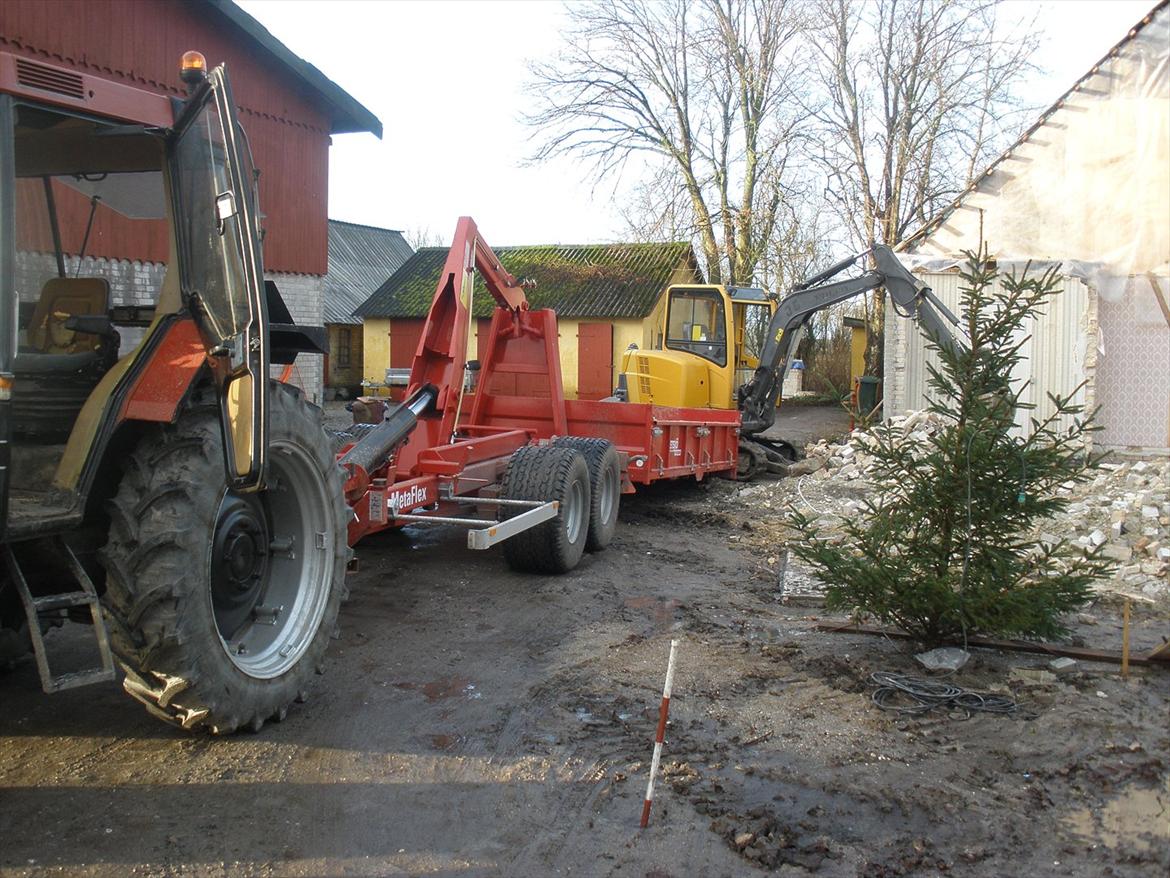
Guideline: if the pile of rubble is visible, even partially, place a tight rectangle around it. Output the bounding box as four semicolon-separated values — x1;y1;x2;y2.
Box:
780;411;1170;601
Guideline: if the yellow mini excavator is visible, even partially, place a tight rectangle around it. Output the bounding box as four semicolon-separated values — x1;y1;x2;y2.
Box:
612;245;963;479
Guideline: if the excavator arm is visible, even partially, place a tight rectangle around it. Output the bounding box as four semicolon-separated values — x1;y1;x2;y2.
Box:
738;244;963;435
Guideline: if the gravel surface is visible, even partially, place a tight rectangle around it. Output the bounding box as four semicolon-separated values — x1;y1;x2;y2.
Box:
1;450;1167;876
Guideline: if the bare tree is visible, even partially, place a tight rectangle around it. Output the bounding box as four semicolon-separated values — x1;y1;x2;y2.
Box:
809;0;1037;371
527;0;808;286
403;225;443;251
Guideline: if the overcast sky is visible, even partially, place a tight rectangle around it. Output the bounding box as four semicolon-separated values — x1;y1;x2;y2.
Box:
236;0;1158;247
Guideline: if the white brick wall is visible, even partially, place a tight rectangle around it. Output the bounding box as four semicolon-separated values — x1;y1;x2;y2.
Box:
268;272;324;404
16;252;166;307
17;253;325;404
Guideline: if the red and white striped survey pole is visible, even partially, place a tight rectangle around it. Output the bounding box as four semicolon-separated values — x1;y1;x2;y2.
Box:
640;638;679;829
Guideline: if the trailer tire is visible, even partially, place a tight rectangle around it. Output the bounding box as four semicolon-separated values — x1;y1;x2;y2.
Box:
99;382;349;734
552;438;620;552
499;446;591;574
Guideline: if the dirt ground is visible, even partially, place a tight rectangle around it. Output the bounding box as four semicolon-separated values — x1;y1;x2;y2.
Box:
761;402;853;449
1;407;1167;877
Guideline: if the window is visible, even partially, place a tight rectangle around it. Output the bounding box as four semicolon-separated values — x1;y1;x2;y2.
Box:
335;327;352;368
665;288;727;366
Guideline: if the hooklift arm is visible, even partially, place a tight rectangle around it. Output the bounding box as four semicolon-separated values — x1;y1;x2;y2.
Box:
738;244;964;435
340;217;533;496
406;216;532;442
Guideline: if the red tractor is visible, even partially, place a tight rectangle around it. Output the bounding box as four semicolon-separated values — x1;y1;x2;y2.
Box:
0;53;346;733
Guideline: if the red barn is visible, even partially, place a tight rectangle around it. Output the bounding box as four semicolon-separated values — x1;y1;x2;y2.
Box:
0;0;381;400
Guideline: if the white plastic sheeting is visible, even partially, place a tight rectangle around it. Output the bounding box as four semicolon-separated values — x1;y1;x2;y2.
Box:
893;2;1170;450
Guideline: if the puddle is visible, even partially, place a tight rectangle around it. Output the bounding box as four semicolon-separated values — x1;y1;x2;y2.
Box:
625;596;682;629
1064;777;1170;852
427;733;464;752
394;676;481;701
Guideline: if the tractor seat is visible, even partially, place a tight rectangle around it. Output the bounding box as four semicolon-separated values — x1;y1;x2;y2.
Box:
13;277;115;441
12;349;103;376
25;277;111;354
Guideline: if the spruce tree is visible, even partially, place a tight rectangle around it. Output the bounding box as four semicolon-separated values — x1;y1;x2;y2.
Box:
788;250;1112;646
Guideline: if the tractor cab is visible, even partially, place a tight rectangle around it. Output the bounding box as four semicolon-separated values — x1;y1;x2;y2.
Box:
0;56;269;543
617;283;774;409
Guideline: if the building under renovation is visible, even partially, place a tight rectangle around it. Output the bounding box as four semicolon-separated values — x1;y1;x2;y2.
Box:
887;1;1170;452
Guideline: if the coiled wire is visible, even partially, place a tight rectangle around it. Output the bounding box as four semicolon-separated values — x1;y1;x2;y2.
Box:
869;672;1024;718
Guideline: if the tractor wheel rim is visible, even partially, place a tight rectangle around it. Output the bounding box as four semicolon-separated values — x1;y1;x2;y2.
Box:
565;477;586;545
211;440;334;679
210;493;271;641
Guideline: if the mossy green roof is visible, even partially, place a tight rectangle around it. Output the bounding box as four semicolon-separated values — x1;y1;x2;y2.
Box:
354;241;700;320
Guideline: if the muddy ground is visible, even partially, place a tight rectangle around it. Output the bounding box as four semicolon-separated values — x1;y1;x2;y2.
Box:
1;421;1168;876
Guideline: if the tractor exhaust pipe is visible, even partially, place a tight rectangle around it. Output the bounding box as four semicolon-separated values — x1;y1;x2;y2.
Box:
339;384;437;474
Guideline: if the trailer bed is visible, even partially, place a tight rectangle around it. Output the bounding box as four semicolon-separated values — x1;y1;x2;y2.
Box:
564;400;738;485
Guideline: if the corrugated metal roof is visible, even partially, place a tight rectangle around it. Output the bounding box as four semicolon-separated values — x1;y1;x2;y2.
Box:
355;241;700;320
325;221;413;324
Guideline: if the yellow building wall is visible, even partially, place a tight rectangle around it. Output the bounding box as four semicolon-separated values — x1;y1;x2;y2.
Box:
326;324;364;387
554;318;642;399
364;315;654;400
362;318;392;388
849;325;866;384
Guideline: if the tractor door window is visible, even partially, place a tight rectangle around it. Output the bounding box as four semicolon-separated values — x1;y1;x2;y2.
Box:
666;288;727;367
172;99;250;353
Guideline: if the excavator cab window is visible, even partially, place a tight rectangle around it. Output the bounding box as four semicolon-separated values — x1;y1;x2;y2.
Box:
665;288;727;367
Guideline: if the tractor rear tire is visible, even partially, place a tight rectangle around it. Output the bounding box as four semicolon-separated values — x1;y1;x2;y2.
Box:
99;382;349;734
499;446;591;574
552;437;620;552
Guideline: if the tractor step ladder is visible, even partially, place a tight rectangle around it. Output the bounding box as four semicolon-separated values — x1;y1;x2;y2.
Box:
2;538;116;693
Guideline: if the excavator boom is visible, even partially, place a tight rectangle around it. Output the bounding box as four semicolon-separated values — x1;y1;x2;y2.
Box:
738;243;963;435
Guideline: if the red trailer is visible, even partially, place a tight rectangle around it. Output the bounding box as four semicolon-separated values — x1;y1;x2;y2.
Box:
338;218;738;572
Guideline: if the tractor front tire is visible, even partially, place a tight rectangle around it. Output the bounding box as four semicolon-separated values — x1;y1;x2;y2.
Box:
100;382;348;734
500;446;590;574
552;437;620;552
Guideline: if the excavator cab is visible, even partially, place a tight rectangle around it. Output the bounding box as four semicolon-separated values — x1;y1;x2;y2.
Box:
618;283;773;409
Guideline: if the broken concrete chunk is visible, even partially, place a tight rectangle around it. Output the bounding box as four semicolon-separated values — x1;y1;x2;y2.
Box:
1048;657;1078;673
1089;529;1107;547
1101;544;1133;562
785;456;826;477
1141;505;1159;519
